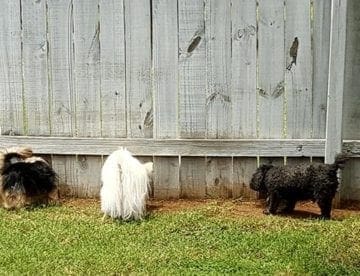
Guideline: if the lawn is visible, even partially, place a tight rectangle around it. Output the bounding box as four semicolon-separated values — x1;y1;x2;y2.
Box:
0;199;359;275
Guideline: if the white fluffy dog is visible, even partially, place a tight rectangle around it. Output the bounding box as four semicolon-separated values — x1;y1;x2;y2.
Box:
100;147;153;220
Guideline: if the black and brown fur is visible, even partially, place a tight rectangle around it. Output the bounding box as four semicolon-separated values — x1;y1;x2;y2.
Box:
0;147;58;209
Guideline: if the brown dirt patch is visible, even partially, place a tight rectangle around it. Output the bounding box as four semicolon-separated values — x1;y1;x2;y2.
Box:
60;197;360;220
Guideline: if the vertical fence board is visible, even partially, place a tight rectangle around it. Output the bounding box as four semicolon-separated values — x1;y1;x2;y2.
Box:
205;0;231;139
152;0;178;139
22;0;50;135
0;0;23;135
73;0;101;137
312;0;331;138
52;155;102;198
233;157;257;199
231;0;257;138
154;156;180;199
47;0;73;136
204;0;232;196
325;0;347;164
206;157;233;198
341;158;360;201
343;0;360;140
152;0;180;197
258;0;285;138
180;157;206;198
125;0;152;138
285;0;312;138
178;0;206;138
99;0;126;137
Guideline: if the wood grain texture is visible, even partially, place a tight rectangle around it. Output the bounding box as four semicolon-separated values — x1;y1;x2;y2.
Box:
325;0;348;163
233;157;257;199
99;0;126;137
206;157;232;198
152;0;178;139
231;0;257;138
0;136;330;157
341;158;360;201
178;0;206;138
312;0;331;138
73;0;101;137
47;0;73;136
0;0;23;136
125;0;152;138
343;0;360;140
21;0;50;135
205;0;231;139
153;156;180;199
285;0;312;138
258;0;285;138
52;155;102;198
180;157;206;198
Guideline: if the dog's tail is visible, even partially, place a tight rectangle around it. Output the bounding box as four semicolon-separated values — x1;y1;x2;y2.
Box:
333;153;350;169
100;148;152;220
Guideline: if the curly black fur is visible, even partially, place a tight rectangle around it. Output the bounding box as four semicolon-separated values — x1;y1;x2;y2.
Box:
0;151;58;209
250;155;348;219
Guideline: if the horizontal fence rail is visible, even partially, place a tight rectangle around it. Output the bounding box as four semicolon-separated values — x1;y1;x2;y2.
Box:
0;136;359;157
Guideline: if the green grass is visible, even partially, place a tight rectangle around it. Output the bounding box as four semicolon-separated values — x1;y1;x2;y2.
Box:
0;201;360;275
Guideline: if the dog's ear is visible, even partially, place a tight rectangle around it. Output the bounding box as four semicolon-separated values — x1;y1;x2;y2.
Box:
249;164;272;191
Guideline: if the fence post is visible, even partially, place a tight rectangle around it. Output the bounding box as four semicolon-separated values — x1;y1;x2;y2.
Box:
325;0;348;205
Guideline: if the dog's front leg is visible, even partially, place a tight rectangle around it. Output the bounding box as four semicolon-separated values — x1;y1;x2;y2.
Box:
264;192;279;215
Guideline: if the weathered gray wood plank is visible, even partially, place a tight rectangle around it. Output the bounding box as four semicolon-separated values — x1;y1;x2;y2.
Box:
152;0;180;199
233;157;258;199
312;0;331;138
0;136;330;157
285;0;312;138
205;0;231;139
99;0;126;138
325;0;348;163
152;0;178;139
231;0;257;138
73;0;101;137
125;0;152;138
21;0;50;135
341;158;360;201
343;0;360;140
206;157;232;198
47;0;73;136
178;0;206;138
52;155;102;198
153;156;180;199
180;157;206;198
258;0;285;138
0;0;23;136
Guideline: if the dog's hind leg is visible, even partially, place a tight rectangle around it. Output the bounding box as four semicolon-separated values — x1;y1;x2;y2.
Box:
264;192;280;215
281;199;296;213
318;198;333;219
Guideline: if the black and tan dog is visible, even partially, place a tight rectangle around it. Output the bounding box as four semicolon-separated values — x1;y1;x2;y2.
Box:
0;147;58;209
250;155;348;219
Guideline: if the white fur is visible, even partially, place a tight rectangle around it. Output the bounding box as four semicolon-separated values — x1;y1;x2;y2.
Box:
100;147;153;220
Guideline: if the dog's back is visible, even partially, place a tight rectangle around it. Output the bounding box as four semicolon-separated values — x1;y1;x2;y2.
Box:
1;161;57;208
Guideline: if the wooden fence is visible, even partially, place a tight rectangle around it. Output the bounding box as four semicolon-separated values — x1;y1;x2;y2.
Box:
0;0;359;200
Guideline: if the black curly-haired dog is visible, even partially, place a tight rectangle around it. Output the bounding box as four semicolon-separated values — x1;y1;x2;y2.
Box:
0;147;58;209
250;155;348;219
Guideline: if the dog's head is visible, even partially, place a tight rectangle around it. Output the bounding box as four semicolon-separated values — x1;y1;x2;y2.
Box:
249;164;273;192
